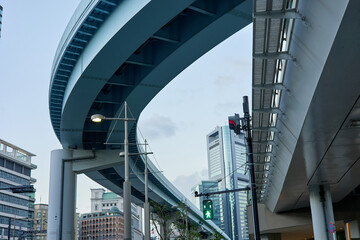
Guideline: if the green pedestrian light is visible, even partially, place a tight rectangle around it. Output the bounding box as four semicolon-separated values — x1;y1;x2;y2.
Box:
203;199;213;220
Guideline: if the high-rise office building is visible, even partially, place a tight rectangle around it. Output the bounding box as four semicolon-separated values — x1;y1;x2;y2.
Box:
0;139;37;239
90;188;143;239
33;203;48;239
206;126;249;240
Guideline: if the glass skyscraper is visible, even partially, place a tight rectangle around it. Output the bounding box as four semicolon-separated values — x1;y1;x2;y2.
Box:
206;126;249;240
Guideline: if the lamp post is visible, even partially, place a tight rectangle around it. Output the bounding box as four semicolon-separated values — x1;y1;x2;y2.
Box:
91;102;136;240
144;139;150;240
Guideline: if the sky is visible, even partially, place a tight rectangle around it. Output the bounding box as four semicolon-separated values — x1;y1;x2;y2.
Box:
0;1;252;213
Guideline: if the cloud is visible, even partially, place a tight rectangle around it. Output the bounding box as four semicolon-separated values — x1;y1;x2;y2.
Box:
223;57;252;70
172;168;208;201
139;114;177;139
214;75;237;87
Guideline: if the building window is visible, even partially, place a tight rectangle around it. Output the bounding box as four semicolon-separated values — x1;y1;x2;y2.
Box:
5;160;14;170
23;167;31;176
15;163;22;174
95;204;98;211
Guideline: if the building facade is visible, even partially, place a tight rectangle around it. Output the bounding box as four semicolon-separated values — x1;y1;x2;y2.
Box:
0;139;37;239
206;126;249;240
80;207;124;240
33;204;47;240
90;188;143;239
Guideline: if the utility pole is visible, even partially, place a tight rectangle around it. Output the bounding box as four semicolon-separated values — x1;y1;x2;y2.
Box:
242;96;261;240
228;96;261;240
144;139;150;240
123;101;132;240
91;106;151;240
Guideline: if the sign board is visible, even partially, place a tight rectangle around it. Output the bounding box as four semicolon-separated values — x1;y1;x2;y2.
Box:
329;221;334;234
329;221;337;240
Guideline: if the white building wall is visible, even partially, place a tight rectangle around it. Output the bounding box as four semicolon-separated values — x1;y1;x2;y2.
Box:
90;188;105;213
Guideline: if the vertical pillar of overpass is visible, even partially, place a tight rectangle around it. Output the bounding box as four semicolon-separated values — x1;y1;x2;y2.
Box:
48;149;77;240
309;185;336;240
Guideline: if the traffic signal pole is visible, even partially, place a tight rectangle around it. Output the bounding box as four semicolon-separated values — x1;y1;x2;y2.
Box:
242;96;261;240
197;96;261;238
194;187;250;197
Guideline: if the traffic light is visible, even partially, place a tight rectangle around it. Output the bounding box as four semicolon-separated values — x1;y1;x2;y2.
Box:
228;113;241;134
203;199;213;220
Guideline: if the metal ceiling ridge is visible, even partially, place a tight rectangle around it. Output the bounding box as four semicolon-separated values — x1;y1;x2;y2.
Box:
252;0;299;201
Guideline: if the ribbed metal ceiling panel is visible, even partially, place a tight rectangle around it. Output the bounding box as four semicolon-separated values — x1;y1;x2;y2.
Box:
252;0;297;201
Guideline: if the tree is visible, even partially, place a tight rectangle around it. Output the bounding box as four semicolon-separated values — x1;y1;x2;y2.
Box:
173;202;201;240
150;201;174;240
151;201;221;240
213;232;224;240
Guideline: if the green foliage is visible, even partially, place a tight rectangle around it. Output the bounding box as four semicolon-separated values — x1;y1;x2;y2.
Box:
173;202;202;240
213;232;224;240
150;200;221;240
150;200;174;240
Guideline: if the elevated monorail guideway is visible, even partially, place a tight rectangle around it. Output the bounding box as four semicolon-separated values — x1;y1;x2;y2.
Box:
48;0;252;239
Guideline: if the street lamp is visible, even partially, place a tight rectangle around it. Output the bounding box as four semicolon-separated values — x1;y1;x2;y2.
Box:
90;114;105;123
91;101;135;240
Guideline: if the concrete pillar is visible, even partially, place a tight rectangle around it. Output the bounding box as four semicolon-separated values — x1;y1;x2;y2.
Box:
345;220;360;240
48;149;77;240
62;159;77;239
309;185;336;240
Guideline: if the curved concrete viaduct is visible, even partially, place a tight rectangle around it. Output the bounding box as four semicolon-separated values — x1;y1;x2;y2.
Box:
48;0;360;239
47;0;252;239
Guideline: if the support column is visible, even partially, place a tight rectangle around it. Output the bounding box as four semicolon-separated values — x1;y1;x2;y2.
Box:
62;159;77;239
309;185;336;240
48;149;77;240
